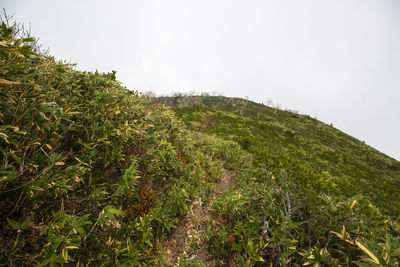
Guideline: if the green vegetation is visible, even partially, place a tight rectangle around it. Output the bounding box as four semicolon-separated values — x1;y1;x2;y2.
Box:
1;18;399;266
161;96;400;216
154;95;400;266
0;20;246;266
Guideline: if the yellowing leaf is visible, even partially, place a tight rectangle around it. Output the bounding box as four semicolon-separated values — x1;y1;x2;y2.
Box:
0;78;13;85
341;225;346;237
384;252;390;263
64;246;78;249
16;131;27;135
350;200;357;209
0;78;20;85
55;162;65;166
356;241;380;265
254;256;265;262
62;248;68;261
331;231;343;239
45;144;53;150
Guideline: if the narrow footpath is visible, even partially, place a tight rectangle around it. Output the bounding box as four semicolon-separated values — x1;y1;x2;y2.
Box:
160;169;234;266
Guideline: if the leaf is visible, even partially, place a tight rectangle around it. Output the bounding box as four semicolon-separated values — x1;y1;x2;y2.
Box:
252;255;264;262
144;237;153;248
0;78;13;86
7;218;21;230
20;214;33;229
105;206;123;216
75;226;86;235
331;230;343;239
15;130;27;135
356;241;380;265
62;248;68;261
22;37;35;42
64;246;79;249
55;162;65;166
0;132;9;143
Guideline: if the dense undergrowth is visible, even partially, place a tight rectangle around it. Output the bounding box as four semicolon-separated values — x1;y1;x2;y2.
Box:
1;17;400;266
0;20;248;266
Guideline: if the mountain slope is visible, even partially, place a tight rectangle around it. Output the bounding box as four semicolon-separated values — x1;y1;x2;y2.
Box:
153;95;400;265
1;19;400;266
156;95;400;216
0;21;249;266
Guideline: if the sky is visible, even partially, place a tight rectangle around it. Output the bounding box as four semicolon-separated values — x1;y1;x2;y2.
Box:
2;0;400;160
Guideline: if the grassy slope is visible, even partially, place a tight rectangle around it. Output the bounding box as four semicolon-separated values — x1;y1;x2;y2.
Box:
163;96;400;216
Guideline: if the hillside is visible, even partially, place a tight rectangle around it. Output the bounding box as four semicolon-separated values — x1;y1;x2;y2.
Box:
155;96;400;216
153;96;400;266
0;21;247;266
1;20;400;266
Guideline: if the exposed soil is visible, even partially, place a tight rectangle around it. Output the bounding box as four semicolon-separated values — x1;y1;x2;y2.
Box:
160;169;234;266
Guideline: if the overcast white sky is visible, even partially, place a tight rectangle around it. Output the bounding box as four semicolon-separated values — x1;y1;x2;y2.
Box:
3;0;400;160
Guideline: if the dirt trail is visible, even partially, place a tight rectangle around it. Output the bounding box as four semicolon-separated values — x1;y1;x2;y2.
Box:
160;169;234;266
